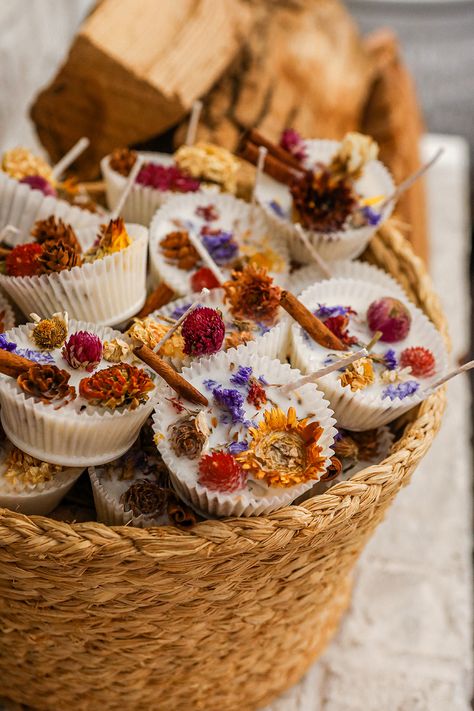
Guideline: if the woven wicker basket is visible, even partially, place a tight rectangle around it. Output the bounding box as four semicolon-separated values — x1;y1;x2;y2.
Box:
0;222;448;711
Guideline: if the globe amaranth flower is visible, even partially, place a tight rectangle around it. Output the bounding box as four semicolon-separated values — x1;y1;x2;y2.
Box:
5;243;43;277
400;347;435;377
181;307;225;356
19;174;56;197
198;451;247;493
137;163;200;192
236;406;326;487
62;331;103;371
201;228;239;265
382;380;420;401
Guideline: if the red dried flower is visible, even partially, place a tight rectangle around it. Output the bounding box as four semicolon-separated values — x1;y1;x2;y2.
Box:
400;347;435;377
190;267;220;292
137;163;200;192
195;204;219;221
6;243;43;277
79;363;155;410
223;264;281;324
322;314;357;346
198;451;247;493
291;168;357;232
181;307;225;356
62;331;103;371
247;380;267;409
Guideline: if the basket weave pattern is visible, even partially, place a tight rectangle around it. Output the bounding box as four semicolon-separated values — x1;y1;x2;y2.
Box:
0;223;447;711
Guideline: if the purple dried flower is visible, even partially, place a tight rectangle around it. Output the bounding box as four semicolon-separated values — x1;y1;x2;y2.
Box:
383;349;398;371
382;380;420;401
0;335;17;352
279;128;308;163
230;366;253;387
361;206;382;227
315;304;355;319
19;175;56;197
269;200;287;219
201;229;239;265
228;440;249;455
204;379;248;425
62;331;103;371
170;302;192;320
16;348;55;364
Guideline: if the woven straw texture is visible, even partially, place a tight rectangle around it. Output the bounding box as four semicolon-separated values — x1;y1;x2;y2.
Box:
0;222;447;711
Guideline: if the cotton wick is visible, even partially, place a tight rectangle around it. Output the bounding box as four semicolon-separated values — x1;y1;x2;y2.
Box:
280;348;368;395
153;289;210;353
185;100;203;146
111;154;145;219
379;148;444;213
294;223;332;279
186;230;224;285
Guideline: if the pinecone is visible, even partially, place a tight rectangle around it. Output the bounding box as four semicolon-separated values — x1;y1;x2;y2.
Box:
17;364;76;404
160;230;200;269
32;216;81;253
38;238;83;274
109;147;137;177
290;168;357;232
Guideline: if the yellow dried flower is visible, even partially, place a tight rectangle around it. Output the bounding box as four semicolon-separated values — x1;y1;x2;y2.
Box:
102;338;134;363
86;218;131;261
174;142;240;193
329;132;379;181
237;406;326;487
339;357;375;392
2;147;54;183
126;318;185;359
3;446;62;491
31;312;68;350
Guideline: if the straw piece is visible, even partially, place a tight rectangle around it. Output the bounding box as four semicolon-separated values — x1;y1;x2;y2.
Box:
185;100;203;146
379;148;444;212
186;230;224;285
111;155;145;219
251;146;267;208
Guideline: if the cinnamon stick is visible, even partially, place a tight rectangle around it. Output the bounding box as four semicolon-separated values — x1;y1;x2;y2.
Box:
242;129;303;171
239;141;304;186
0;350;35;378
133;344;208;406
135;283;175;319
279;290;347;351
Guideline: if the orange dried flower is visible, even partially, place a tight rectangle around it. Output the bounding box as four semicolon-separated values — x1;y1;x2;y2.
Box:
79;363;154;410
160;230;200;270
223;264;281;324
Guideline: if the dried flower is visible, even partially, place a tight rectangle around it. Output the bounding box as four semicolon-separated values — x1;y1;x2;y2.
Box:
5;243;43;277
170;303;192;319
3;446;61;490
223;264;281;324
38;238;82;274
195;204;219;221
126;318;185;359
204;379;247;425
351;429;382;461
137;162;200;192
247;380;267;409
291;168;357;232
400;346;436;377
329;132;379;181
383;349;398;371
19;175;56;197
14;348;55;365
382;380;420;401
102;338;134;363
380;366;412;384
181;307;225;356
160;230;200;270
201;228;239;265
225;330;254;350
31;312;68;350
169;411;210;459
315;304;355;319
230;365;253;387
320;456;343;481
198;451;246;492
279;128;307;163
79;363;154;410
2;147;54;182
167;491;198;529
366;297;412;343
228;440;249;455
269;200;287;219
32;216;81;253
333;433;359;466
323;314;357;346
191;267;220;291
86;218;132;261
62;331;103;371
339;357;375;392
121;479;168;517
0;335;17;352
237;407;326;487
109;147;137;176
17;364;76;404
174;142;239;193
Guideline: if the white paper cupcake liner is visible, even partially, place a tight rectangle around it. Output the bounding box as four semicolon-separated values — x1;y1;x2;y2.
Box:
152;348;337;517
151;287;290;370
149;192;290;297
289;278;448;430
0;223;148;327
0;171;103;247
0;320;159;466
256;138;395;263
88;465;169;528
289;259;408;300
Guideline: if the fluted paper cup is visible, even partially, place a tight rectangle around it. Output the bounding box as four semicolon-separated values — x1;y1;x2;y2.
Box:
0;223;148;327
256;138;395;262
0;171;102;247
149;192;290;296
151;288;290;369
0;320;159;466
289;278;448;430
152;348;336;518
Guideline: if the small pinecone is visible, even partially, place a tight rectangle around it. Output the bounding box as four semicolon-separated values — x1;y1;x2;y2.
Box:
17;364;76;404
38;238;83;274
32;216;81;253
291;168;357;232
160;230;199;269
120;479;168;518
109;147;137;177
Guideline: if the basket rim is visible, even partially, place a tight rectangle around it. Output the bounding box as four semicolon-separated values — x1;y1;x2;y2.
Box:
0;221;449;552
